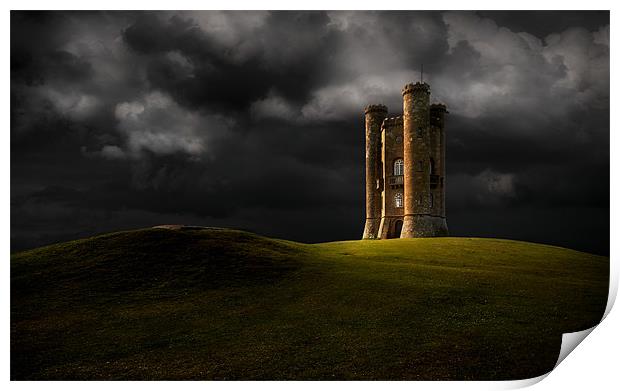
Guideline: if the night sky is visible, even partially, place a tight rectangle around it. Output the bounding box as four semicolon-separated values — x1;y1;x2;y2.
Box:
10;11;610;255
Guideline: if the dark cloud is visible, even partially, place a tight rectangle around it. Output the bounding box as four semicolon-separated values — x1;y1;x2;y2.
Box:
11;11;609;255
122;11;343;112
477;11;609;39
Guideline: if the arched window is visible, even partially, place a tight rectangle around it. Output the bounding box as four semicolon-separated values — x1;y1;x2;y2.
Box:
430;158;435;174
395;193;403;208
394;158;404;176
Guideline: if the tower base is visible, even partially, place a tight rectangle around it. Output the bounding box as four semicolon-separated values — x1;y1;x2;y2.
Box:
362;218;381;239
400;215;448;238
378;216;405;239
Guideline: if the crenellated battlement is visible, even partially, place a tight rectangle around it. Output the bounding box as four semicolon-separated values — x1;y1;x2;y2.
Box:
430;103;448;113
381;116;403;129
402;82;430;95
364;104;388;114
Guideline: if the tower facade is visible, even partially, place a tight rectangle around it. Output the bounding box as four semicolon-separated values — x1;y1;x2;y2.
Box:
362;82;448;239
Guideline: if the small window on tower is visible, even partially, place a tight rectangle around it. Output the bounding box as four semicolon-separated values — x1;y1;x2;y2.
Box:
395;193;403;208
430;193;434;208
394;159;404;176
416;127;424;138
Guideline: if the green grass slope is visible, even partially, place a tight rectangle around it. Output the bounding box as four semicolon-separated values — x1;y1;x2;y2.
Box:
11;227;609;380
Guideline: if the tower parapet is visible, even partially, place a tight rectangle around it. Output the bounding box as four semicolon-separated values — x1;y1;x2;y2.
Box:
402;82;430;96
430;102;447;109
382;116;403;129
364;104;388;114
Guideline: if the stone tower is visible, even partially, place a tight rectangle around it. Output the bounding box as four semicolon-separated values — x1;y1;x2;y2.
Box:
362;104;388;239
362;82;448;239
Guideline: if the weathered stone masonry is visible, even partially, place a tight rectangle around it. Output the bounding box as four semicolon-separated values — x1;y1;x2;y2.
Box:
362;82;448;239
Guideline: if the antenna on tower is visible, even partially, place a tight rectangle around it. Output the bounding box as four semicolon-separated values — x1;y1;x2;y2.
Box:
421;64;424;83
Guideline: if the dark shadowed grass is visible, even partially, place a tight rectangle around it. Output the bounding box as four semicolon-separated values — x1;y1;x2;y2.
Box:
11;228;608;380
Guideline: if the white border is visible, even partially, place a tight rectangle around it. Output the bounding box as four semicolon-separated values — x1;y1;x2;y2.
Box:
3;2;616;390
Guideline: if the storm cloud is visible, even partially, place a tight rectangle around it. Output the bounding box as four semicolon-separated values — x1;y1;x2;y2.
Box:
11;11;609;254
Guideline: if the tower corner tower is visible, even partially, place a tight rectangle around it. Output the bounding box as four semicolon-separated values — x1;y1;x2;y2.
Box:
362;104;388;239
400;82;448;238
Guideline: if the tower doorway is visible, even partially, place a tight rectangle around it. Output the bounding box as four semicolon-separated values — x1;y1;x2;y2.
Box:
393;220;403;238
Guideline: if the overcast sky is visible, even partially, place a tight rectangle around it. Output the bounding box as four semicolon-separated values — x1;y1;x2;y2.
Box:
10;11;609;254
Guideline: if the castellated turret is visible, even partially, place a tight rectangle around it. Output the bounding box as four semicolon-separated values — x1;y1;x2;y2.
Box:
362;82;448;239
362;104;388;239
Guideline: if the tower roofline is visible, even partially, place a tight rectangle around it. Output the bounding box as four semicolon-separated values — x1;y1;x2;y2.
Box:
364;104;388;114
381;116;403;128
430;103;448;113
402;82;430;95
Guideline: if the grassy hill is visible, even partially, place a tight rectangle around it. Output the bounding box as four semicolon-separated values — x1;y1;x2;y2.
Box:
11;227;609;380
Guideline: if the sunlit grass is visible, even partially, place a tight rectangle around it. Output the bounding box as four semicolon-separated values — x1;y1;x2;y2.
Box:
11;228;608;380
